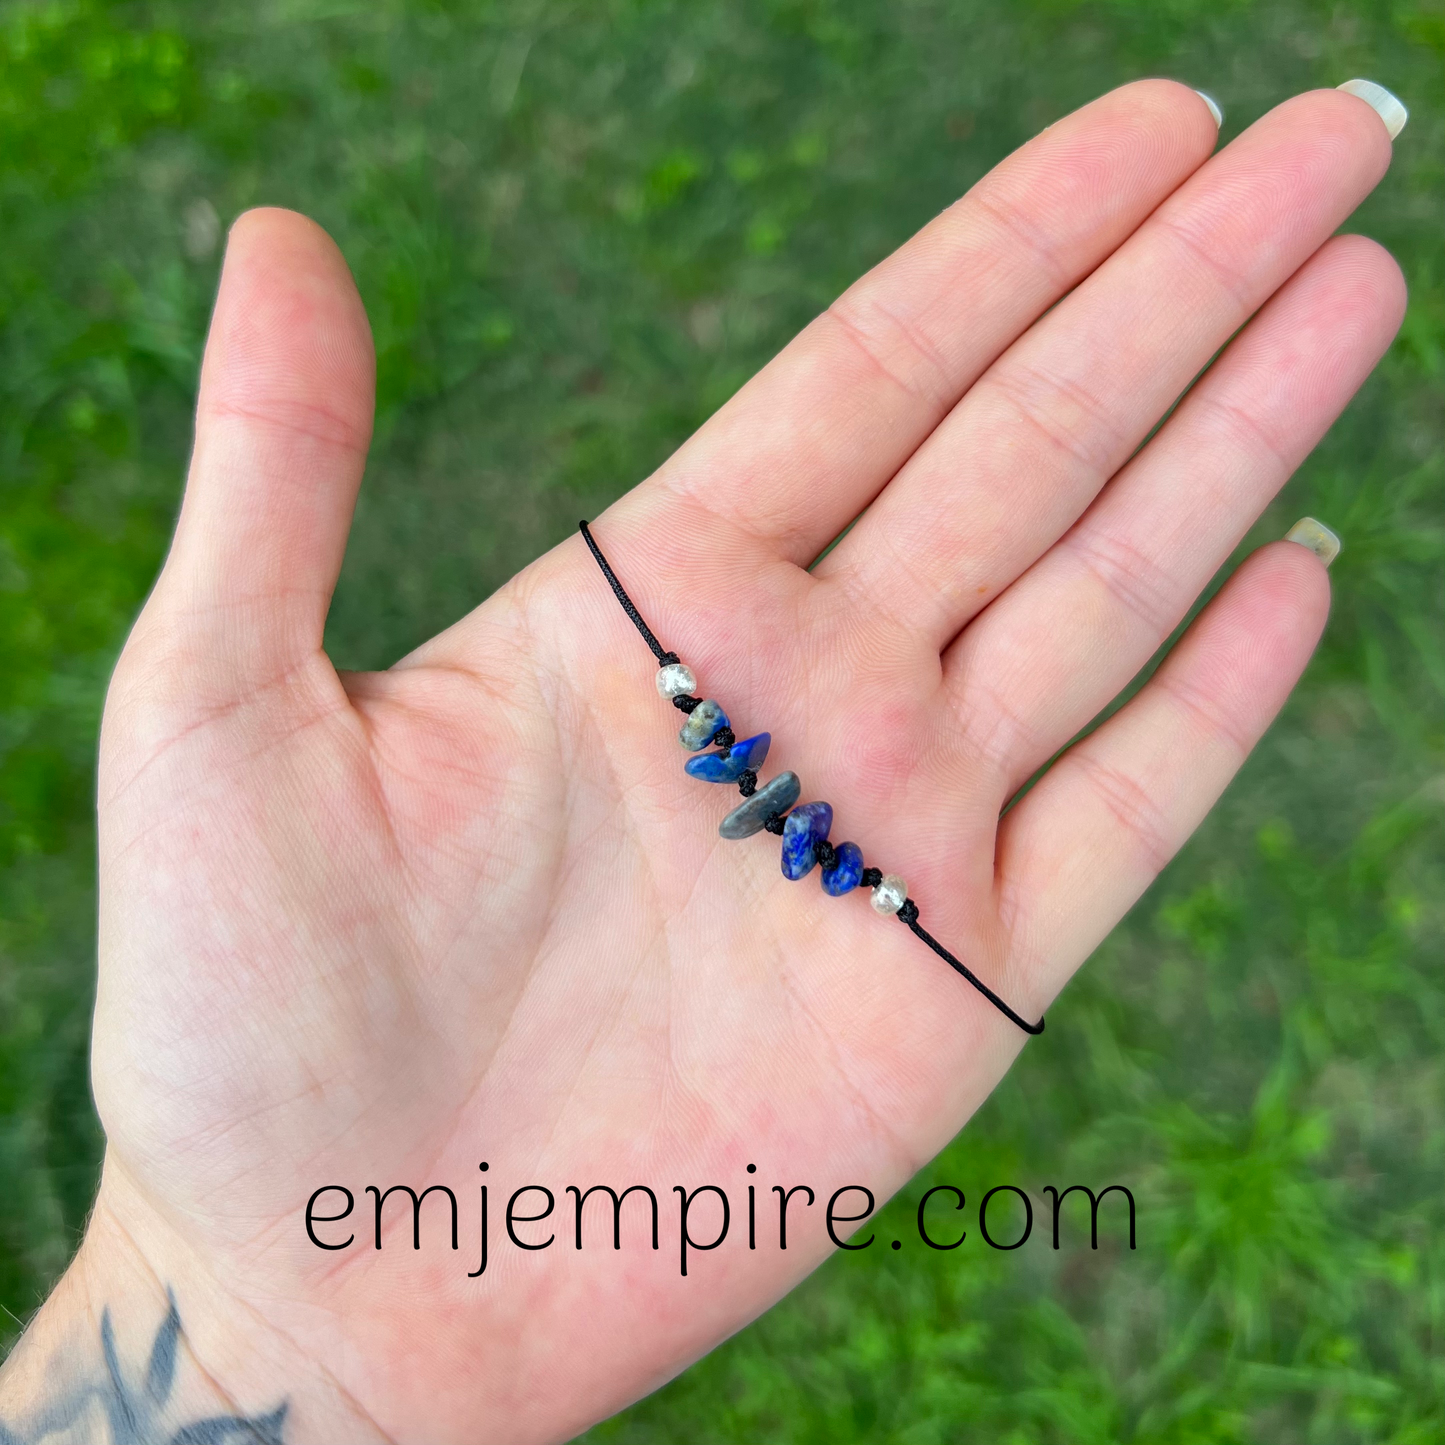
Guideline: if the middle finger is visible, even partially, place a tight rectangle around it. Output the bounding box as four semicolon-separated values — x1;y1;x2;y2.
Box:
814;88;1392;648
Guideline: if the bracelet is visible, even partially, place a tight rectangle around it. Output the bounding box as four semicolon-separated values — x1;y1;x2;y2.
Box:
579;520;1044;1037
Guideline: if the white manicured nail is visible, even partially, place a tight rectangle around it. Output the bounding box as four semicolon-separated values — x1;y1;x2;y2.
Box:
1285;517;1341;567
1194;91;1223;128
1337;79;1408;140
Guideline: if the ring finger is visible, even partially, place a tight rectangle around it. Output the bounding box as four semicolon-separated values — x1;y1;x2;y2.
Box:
815;87;1394;649
944;231;1406;791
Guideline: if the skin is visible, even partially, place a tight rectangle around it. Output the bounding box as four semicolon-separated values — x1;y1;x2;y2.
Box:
0;80;1406;1444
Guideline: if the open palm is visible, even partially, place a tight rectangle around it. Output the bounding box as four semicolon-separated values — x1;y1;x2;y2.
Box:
87;82;1400;1443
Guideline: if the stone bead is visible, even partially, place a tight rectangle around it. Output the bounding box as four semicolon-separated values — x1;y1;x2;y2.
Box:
870;873;907;915
678;698;729;751
781;802;833;881
684;732;770;783
655;662;696;698
820;841;864;896
719;772;801;839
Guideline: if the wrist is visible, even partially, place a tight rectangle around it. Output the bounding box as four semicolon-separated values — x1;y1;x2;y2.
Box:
0;1158;386;1444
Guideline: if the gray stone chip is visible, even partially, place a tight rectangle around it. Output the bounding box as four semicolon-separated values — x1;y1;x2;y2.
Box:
719;771;801;839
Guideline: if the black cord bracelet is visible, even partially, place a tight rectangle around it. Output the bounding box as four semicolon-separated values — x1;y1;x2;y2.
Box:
579;520;1044;1037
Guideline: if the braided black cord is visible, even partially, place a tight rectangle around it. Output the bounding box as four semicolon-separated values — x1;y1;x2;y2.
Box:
896;901;1044;1035
579;519;1044;1037
579;519;677;665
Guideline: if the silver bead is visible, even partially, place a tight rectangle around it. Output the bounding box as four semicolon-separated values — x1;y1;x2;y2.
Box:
870;874;907;915
655;662;696;698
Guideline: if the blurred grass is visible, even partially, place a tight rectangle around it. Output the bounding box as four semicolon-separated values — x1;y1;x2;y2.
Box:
1;0;1443;1438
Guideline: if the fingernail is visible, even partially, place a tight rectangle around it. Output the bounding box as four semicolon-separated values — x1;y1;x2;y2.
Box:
1337;79;1408;140
1284;517;1341;567
1193;90;1223;128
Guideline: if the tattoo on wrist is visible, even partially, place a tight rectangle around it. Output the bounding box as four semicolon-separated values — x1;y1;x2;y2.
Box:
1;1290;288;1444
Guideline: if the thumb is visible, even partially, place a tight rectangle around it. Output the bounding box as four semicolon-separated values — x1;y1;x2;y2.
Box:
146;207;375;690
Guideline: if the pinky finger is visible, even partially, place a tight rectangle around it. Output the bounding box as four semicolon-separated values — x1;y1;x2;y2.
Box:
995;537;1332;1010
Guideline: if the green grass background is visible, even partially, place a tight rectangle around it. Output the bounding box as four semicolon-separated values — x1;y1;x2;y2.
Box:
1;0;1443;1438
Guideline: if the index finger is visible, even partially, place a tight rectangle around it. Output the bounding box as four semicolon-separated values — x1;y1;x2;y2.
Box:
610;79;1221;568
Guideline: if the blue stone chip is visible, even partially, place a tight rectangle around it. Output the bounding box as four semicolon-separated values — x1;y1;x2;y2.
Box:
820;840;864;895
781;801;833;880
684;732;771;783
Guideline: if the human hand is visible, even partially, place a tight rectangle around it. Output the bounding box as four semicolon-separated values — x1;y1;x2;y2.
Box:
0;80;1405;1444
